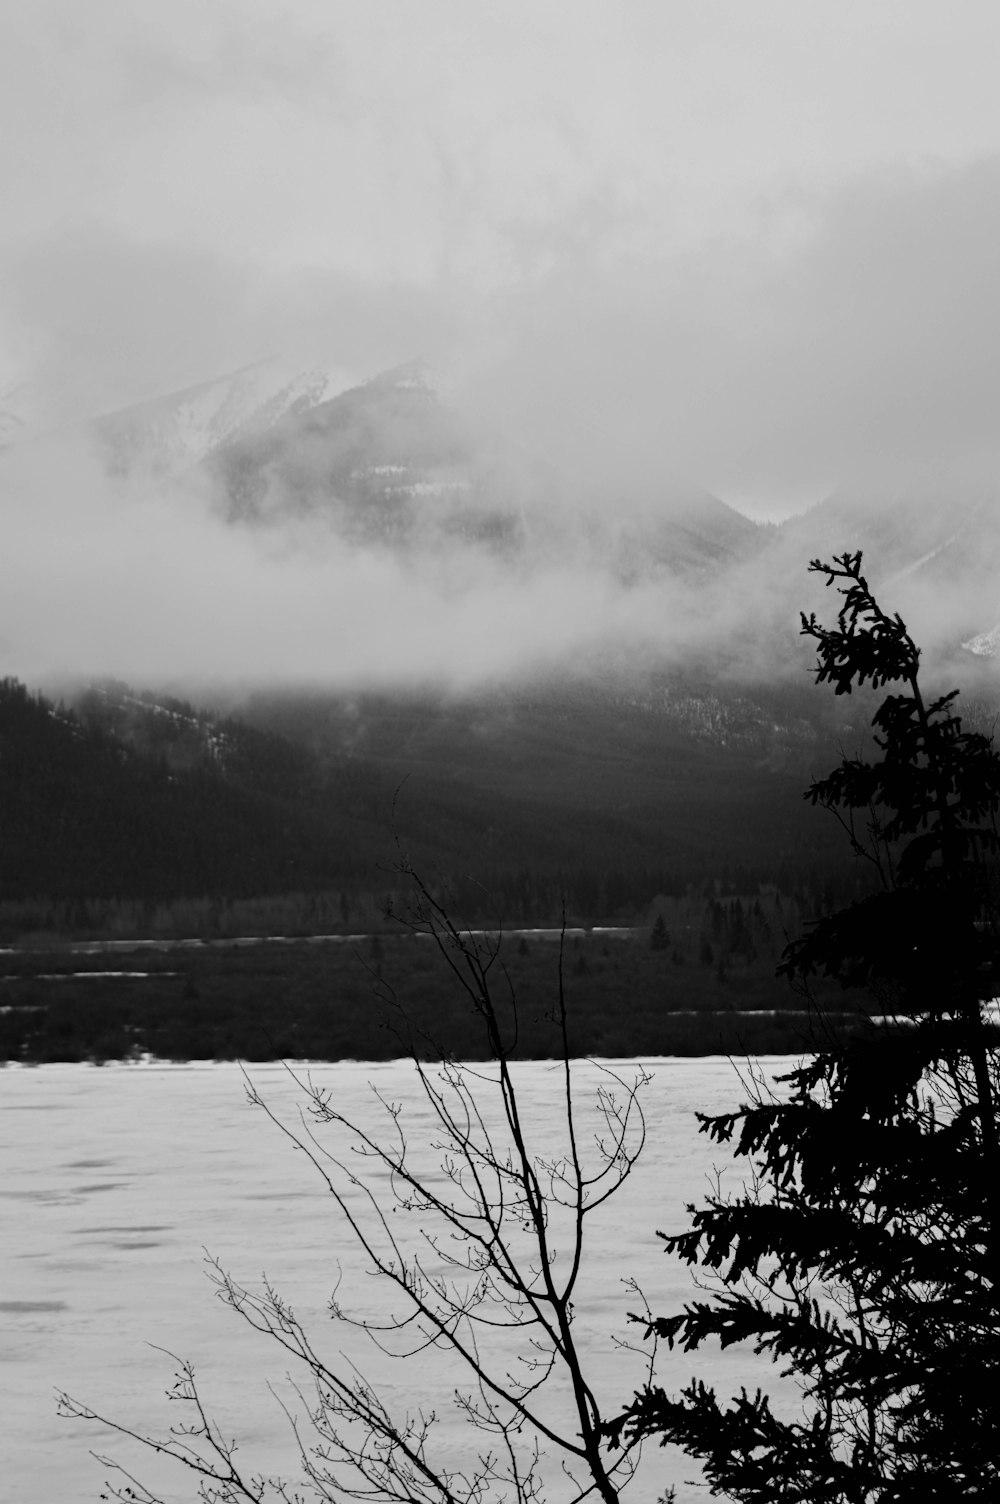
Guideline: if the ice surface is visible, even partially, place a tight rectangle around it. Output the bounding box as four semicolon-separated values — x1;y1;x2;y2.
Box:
0;1058;795;1503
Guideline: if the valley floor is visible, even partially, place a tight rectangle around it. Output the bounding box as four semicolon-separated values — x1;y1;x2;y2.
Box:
2;925;877;1063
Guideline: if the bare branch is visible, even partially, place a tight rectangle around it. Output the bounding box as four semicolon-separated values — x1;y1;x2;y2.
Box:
64;871;650;1504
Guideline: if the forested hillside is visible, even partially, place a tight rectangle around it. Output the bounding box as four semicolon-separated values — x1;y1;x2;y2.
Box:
0;677;386;904
1;674;858;940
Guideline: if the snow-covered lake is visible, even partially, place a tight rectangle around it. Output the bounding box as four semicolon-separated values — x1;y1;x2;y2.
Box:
1;1057;796;1503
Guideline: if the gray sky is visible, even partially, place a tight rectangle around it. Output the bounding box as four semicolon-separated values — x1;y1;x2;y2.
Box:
5;1;1000;517
5;3;1000;689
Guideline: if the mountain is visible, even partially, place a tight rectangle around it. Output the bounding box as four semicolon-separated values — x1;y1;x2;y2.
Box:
785;479;1000;584
11;347;1000;674
4;351;762;584
208;360;512;546
0;677;391;905
205;360;763;580
0;356;357;480
92;356;358;484
1;671;853;932
774;476;1000;665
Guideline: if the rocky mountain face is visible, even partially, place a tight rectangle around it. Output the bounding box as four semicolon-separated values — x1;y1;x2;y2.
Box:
4;352;764;584
203;360;765;582
208;361;515;549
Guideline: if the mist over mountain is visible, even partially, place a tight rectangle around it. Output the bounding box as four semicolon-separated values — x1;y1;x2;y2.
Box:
1;666;854;928
93;355;358;485
5;337;1000;941
3;347;1000;696
204;360;763;584
0;350;773;690
784;479;1000;659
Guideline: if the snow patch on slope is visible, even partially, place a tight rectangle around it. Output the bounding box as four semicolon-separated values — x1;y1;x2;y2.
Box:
962;623;1000;658
95;356;358;482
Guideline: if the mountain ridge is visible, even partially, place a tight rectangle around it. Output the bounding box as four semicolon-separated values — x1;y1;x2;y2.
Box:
6;352;1000;669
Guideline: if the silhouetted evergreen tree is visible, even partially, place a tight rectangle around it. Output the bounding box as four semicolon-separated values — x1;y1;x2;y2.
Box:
612;553;1000;1501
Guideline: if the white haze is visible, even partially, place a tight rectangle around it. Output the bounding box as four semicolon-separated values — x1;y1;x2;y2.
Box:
5;4;1000;688
0;423;752;691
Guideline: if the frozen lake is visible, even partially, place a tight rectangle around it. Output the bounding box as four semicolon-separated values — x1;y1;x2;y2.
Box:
1;1057;797;1503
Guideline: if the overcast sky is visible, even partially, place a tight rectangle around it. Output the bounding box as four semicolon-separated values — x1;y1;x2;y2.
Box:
5;1;1000;518
6;4;1000;690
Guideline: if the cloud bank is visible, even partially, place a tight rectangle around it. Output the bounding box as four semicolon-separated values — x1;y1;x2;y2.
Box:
5;5;1000;688
1;426;748;692
6;156;1000;691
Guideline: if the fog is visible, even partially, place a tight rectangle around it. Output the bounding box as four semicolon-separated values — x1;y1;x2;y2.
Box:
463;158;1000;512
0;421;763;690
4;4;1000;691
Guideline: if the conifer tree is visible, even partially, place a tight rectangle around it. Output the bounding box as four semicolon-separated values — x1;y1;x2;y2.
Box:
651;912;670;950
611;552;1000;1501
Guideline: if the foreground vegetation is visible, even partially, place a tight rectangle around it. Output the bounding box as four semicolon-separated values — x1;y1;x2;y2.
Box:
615;554;1000;1499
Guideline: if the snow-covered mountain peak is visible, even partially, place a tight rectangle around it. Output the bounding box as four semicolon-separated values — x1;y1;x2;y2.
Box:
93;355;360;482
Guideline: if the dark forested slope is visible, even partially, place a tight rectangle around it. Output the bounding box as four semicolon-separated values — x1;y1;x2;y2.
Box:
2;673;854;929
0;677;374;901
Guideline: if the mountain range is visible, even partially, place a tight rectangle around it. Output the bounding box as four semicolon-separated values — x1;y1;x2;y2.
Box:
3;353;1000;924
4;354;766;583
192;358;767;588
0;356;355;472
0;668;850;933
7;351;998;646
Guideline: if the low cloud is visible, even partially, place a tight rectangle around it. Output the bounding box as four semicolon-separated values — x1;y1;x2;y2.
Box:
0;425;750;693
5;156;1000;692
1;398;988;699
0;225;455;431
8;154;1000;499
439;156;1000;518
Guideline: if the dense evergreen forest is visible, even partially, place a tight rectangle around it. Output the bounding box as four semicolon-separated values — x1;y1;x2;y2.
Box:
1;674;857;936
0;675;440;911
1;672;881;1062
